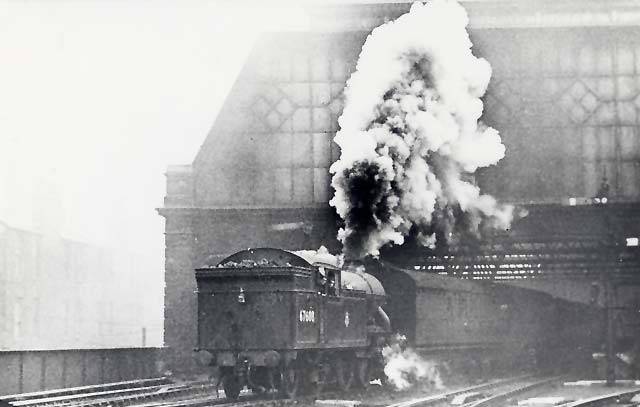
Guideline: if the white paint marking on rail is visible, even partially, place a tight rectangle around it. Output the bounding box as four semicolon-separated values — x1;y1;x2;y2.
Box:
517;397;566;406
563;380;640;387
315;400;361;407
451;392;485;405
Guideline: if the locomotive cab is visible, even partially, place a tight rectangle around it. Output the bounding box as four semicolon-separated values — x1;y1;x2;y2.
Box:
314;263;340;296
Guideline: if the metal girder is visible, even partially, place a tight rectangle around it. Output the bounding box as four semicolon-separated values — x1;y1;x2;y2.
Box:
393;235;640;279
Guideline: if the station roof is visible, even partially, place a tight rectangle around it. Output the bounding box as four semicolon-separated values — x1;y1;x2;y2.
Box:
304;0;640;32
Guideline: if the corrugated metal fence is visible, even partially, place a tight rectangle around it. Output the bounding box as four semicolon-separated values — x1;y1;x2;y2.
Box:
0;348;162;396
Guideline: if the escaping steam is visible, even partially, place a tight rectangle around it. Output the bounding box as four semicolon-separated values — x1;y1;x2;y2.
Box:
383;334;444;391
294;246;342;268
330;0;513;259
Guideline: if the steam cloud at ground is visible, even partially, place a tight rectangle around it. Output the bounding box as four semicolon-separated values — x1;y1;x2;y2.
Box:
383;335;444;391
330;0;513;259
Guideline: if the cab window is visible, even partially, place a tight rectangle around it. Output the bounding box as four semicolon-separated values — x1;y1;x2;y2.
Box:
316;267;338;296
326;271;336;296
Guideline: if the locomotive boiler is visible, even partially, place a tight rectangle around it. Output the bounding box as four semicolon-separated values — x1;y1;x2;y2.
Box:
194;248;391;399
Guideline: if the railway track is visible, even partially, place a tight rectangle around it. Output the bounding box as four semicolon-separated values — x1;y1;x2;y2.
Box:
384;375;555;407
11;374;619;407
0;378;221;407
2;376;540;407
459;377;561;407
0;377;304;407
381;376;640;407
0;378;173;405
555;387;640;407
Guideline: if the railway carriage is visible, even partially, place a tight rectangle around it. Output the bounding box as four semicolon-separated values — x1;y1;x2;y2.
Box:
367;261;603;377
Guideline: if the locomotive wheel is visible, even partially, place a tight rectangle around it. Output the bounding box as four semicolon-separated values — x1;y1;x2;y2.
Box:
305;363;329;398
280;363;299;398
354;358;370;389
370;353;388;386
334;357;353;391
249;367;268;394
222;374;241;400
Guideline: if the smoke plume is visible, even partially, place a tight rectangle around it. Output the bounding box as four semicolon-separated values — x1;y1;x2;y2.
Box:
382;334;443;391
330;0;512;259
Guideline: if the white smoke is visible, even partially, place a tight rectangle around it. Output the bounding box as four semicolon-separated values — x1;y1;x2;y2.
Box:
382;335;444;391
294;246;342;268
330;0;513;259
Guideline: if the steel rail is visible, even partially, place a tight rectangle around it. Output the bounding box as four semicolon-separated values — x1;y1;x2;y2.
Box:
50;384;212;407
556;387;640;407
385;375;537;407
0;379;171;404
3;380;225;407
9;384;189;407
119;391;251;407
461;377;562;407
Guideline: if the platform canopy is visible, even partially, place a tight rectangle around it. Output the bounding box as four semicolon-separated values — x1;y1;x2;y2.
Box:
381;203;640;282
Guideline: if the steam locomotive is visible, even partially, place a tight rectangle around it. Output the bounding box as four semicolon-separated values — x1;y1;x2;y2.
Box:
194;247;601;399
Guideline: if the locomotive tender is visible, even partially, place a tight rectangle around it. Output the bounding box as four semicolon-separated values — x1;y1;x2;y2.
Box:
195;248;601;399
195;248;390;398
